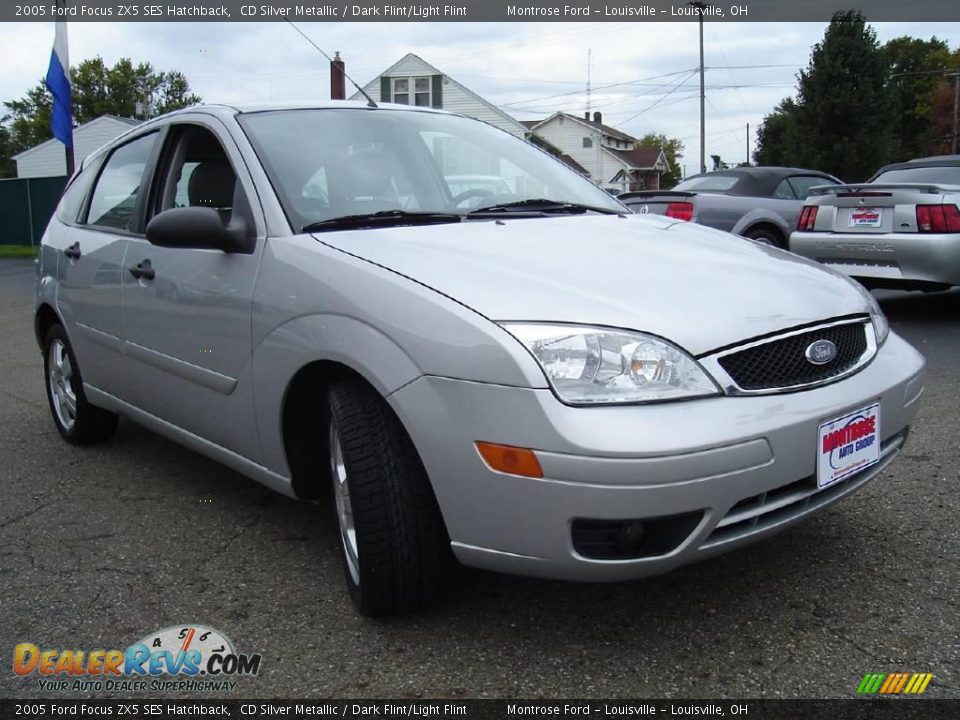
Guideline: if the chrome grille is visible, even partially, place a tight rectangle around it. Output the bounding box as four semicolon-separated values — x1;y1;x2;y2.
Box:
717;321;869;391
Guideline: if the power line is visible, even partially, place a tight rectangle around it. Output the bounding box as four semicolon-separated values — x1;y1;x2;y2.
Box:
615;70;700;128
499;68;699;108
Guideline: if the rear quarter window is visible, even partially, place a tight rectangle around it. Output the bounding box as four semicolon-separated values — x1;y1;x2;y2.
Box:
55;159;101;224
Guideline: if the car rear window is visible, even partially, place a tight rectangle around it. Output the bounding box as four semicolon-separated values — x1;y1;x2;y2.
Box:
872;166;960;185
673;175;740;192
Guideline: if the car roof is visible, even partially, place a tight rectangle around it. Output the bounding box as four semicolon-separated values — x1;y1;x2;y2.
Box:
164;100;452;117
676;166;838;196
875;155;960;173
683;166;835;181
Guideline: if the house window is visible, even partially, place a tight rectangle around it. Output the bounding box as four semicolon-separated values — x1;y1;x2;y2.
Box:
582;137;593;149
392;76;432;106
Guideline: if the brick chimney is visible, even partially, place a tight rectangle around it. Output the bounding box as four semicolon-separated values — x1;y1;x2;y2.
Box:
593;111;602;125
330;51;345;101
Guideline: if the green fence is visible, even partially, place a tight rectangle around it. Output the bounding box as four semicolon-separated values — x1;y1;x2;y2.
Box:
0;176;67;246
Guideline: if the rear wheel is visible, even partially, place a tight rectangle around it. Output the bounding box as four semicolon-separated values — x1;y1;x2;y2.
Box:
744;226;786;249
326;378;448;616
43;324;118;444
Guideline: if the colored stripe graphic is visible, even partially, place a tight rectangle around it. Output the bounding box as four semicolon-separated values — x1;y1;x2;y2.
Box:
857;673;885;694
858;672;933;694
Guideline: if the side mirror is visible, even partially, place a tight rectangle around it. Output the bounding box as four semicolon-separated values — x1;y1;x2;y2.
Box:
145;207;253;254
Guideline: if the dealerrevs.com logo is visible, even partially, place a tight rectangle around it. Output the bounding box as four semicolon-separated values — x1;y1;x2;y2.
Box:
13;625;262;692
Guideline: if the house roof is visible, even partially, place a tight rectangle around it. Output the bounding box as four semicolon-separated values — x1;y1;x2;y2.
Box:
528;112;638;144
12;114;142;160
606;147;668;170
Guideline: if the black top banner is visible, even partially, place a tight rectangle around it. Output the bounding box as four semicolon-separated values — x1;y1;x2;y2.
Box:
4;0;960;23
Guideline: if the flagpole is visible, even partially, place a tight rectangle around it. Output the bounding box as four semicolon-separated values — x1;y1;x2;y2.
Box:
60;1;75;176
49;2;75;177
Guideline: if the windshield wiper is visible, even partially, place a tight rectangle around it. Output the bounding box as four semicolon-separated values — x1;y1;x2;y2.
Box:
303;210;463;233
468;198;622;216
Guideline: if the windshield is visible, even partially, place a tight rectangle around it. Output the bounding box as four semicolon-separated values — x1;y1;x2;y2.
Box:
672;174;741;192
239;108;624;230
872;166;960;186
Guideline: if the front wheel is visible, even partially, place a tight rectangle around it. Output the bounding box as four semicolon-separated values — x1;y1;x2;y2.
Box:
327;379;450;616
43;324;118;444
326;378;448;616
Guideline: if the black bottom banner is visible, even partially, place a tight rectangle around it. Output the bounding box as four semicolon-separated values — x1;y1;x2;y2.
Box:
1;699;958;720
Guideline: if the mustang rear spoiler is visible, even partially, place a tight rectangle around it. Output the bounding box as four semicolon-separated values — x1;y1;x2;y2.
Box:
619;190;697;201
808;182;960;196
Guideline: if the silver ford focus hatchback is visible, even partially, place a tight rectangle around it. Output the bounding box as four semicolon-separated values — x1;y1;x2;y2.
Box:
36;102;925;615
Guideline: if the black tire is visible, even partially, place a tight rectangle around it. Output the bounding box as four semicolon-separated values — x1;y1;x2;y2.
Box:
43;324;119;445
326;378;448;616
744;226;786;249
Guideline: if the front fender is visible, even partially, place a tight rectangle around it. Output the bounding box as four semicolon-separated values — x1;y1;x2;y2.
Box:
251;313;424;476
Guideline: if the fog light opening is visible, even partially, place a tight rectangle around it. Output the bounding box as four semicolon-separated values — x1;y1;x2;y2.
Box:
616;521;647;555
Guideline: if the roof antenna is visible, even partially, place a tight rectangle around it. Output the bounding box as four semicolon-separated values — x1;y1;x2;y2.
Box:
284;20;377;108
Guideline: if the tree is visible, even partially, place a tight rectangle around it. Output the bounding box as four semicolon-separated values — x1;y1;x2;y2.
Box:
0;121;16;177
754;98;800;166
792;11;895;181
752;11;895;181
635;132;684;187
0;56;201;177
883;36;953;159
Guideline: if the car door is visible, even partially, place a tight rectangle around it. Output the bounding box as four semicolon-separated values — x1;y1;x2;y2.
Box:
56;130;160;396
120;117;265;460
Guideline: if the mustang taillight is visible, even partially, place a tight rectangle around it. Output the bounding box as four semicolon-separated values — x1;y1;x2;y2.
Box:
797;205;819;231
665;202;694;221
915;204;960;233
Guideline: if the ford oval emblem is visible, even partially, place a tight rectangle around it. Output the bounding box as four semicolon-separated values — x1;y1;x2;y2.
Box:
805;339;837;365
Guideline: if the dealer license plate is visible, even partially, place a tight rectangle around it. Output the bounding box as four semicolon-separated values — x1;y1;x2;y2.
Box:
849;208;883;227
817;403;881;488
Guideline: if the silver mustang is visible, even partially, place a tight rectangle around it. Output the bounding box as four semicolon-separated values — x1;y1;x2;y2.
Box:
790;155;960;290
36;102;925;616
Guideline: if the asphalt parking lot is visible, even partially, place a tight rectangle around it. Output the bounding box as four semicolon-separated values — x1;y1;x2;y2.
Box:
1;256;958;699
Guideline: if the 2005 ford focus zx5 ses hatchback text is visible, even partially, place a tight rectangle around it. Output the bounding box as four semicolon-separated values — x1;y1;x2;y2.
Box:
36;102;925;615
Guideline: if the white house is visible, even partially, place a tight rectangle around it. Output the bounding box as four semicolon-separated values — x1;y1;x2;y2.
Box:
524;112;669;192
13;115;141;178
350;53;529;138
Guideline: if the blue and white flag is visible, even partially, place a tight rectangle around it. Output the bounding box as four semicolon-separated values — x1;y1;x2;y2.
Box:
44;21;73;150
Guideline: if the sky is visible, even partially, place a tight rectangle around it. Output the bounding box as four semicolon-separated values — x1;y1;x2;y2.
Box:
2;20;959;175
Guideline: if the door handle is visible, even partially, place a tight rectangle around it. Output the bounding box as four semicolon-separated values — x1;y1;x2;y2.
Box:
129;259;155;281
64;242;81;260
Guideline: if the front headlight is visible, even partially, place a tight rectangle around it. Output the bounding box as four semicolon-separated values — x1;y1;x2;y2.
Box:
501;323;721;405
852;282;889;345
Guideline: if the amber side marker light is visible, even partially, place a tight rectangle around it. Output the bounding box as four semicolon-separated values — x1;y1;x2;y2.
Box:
475;441;543;478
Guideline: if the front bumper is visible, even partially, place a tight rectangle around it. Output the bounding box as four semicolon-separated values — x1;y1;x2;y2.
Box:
388;332;925;582
790;230;960;286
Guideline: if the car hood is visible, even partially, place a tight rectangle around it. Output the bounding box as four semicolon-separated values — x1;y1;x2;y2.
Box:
313;214;868;356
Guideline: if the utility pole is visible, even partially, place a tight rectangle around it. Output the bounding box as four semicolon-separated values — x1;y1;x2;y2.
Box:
690;1;707;173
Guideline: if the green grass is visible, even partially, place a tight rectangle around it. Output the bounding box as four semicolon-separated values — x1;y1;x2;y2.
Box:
0;245;38;259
